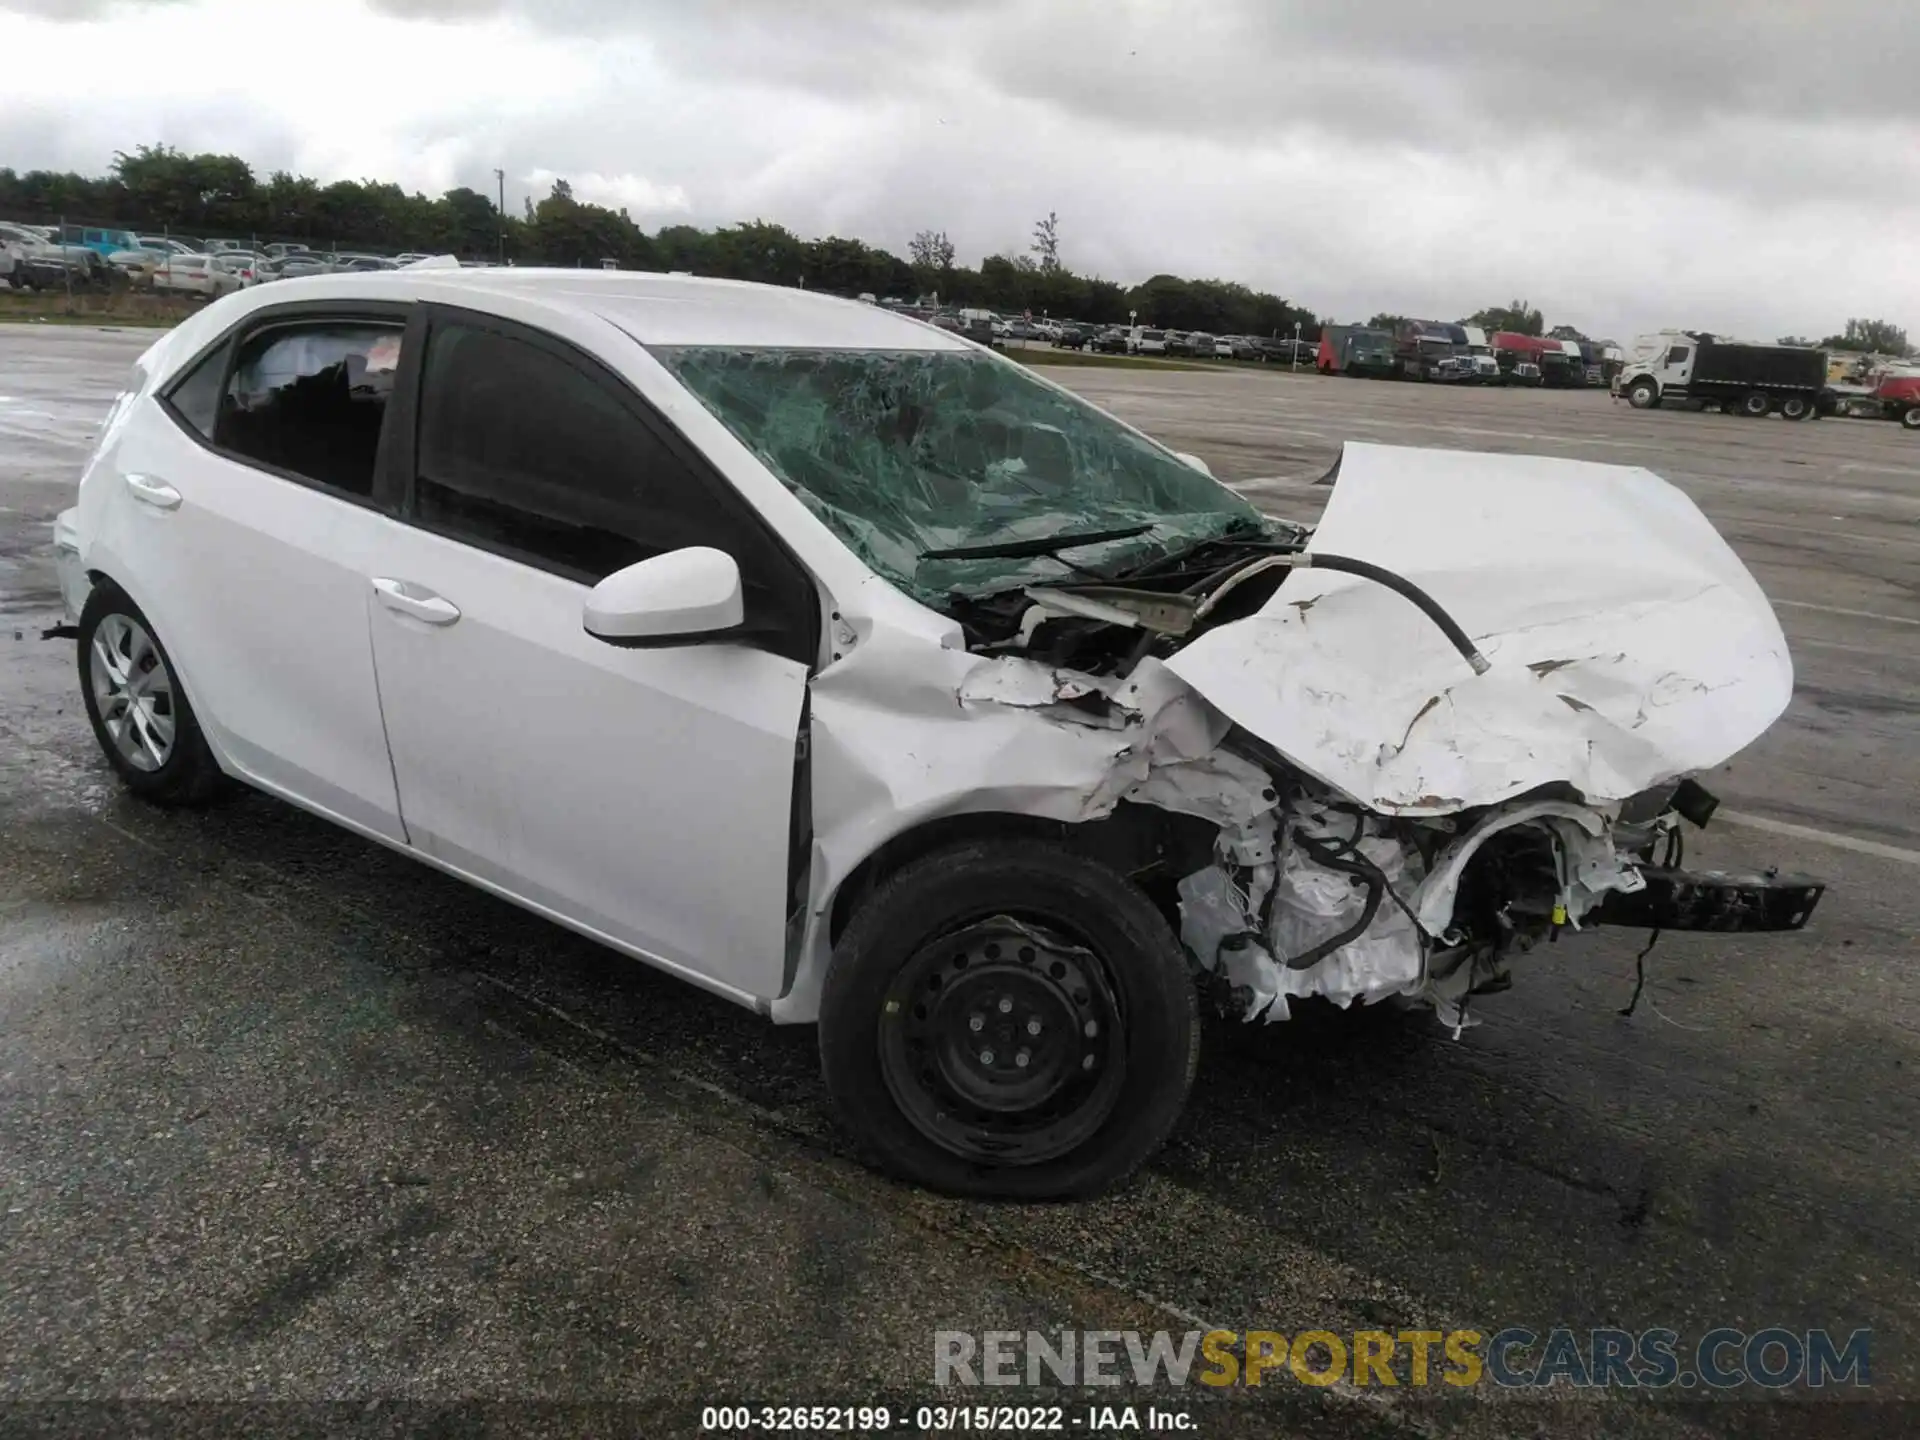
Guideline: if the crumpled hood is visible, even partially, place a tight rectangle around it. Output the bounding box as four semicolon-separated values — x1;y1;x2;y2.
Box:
1163;442;1793;815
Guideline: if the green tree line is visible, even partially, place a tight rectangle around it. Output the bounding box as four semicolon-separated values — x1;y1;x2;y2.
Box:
14;146;1904;350
0;145;1320;336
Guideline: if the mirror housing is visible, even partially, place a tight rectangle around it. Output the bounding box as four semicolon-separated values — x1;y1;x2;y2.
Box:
583;547;744;648
1174;451;1213;477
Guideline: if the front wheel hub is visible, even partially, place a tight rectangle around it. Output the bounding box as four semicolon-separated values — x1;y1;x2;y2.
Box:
880;916;1125;1165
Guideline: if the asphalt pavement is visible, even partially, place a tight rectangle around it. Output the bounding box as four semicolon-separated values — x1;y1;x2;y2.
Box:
2;327;1915;1438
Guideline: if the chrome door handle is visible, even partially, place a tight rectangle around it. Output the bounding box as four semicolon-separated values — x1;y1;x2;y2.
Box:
371;577;461;626
124;472;182;510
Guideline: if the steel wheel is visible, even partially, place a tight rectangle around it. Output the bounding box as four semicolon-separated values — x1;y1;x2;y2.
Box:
1901;406;1920;430
879;915;1127;1166
88;613;176;772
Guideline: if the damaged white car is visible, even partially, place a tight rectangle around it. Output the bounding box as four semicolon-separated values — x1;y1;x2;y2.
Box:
53;271;1824;1199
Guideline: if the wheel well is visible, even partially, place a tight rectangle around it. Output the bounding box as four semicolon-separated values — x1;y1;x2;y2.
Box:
826;804;1217;948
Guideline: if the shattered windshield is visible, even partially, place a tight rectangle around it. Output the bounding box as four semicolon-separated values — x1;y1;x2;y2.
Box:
653;346;1262;604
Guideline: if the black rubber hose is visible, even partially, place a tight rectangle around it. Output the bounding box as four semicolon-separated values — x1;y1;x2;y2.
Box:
1301;553;1490;674
1284;821;1384;971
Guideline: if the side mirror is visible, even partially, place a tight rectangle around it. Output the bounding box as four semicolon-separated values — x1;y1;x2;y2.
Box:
1174;451;1213;477
583;547;744;648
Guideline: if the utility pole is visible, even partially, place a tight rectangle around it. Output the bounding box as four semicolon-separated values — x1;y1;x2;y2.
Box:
494;168;506;266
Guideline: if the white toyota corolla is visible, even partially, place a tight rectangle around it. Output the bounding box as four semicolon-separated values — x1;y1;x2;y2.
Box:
54;268;1823;1198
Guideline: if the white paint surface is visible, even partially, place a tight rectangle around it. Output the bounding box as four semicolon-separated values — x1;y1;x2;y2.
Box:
1165;442;1795;813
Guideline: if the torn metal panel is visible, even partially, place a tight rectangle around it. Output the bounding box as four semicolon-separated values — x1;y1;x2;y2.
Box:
778;594;1233;1022
1412;800;1642;935
1162;442;1794;815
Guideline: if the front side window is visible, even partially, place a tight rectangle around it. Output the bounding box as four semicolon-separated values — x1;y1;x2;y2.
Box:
411;319;813;657
1666;346;1691;366
654;346;1261;604
416;322;713;581
213;322;402;497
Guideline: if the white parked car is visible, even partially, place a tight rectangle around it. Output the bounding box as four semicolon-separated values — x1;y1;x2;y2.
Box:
150;255;247;297
53;270;1822;1198
212;254;259;289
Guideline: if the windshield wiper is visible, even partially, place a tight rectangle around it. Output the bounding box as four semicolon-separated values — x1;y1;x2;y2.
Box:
1104;515;1291;583
919;524;1154;562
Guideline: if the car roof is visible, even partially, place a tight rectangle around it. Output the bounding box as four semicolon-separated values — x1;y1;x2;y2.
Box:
219;268;972;351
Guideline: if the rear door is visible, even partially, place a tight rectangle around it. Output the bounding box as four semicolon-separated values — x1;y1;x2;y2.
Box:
93;303;413;839
365;306;816;1002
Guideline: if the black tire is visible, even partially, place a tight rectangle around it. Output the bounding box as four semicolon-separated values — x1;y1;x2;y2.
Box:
1741;390;1773;418
1780;395;1813;422
819;838;1199;1199
1901;406;1920;431
1626;378;1658;409
77;580;228;806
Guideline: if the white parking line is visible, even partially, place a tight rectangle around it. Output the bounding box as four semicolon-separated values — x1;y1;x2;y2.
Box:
1775;599;1920;627
1717;809;1920;866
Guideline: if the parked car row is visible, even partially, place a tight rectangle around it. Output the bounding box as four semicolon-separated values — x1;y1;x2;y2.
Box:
98;243;416;296
906;309;1323;366
2;220;430;298
1;221;116;289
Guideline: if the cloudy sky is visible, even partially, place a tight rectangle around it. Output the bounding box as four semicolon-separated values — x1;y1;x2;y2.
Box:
4;0;1918;341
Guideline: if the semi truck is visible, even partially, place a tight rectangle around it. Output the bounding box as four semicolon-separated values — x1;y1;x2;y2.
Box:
1866;375;1920;429
1615;332;1828;420
1824;352;1920;428
1540;339;1588;389
1390;320;1470;381
1489;331;1547;385
1459;325;1503;383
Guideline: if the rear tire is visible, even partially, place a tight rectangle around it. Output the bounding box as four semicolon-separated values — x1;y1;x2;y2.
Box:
1780;395;1813;422
1901;406;1920;431
77;580;228;806
1626;378;1659;409
1741;390;1773;418
819;838;1199;1199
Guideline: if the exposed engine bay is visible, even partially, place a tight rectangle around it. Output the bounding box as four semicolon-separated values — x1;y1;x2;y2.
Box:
913;443;1826;1028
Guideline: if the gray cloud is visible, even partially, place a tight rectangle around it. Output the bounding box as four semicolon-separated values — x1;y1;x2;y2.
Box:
3;0;1916;341
0;0;188;15
355;0;1920;216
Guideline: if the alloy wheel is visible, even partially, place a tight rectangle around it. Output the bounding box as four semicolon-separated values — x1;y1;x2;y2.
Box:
89;613;176;772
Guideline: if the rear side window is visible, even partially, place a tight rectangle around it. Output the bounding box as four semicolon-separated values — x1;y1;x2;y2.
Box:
162;343;229;440
213;323;402;497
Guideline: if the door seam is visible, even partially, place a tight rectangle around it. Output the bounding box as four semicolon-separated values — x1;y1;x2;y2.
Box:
363;587;413;846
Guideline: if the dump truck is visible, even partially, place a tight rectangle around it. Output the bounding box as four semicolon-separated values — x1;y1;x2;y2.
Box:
1615;331;1829;420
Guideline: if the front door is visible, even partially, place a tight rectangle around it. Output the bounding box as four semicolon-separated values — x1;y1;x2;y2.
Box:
366;308;816;1002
